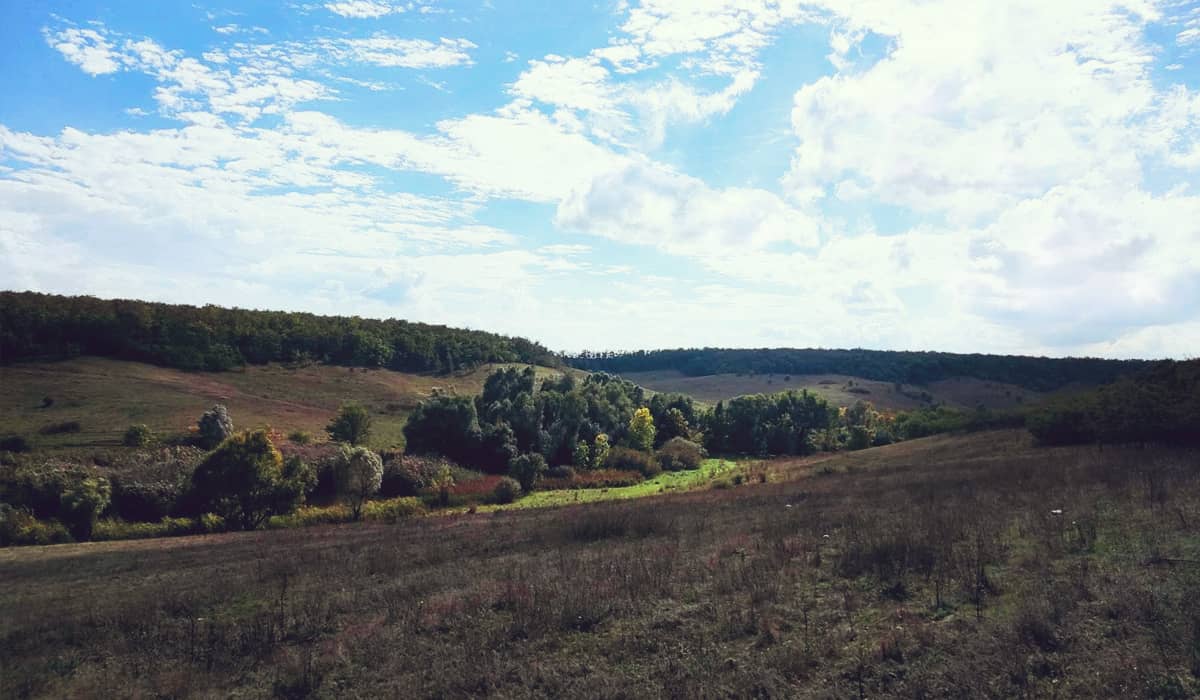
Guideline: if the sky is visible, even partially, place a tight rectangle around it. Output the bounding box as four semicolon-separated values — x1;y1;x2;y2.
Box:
1;1;1199;359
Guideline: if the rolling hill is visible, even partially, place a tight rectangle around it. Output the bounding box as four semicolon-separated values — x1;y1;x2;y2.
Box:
0;357;570;451
616;369;1046;410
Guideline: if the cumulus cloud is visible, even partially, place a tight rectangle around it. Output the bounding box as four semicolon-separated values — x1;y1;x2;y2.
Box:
45;26;121;75
556;161;820;255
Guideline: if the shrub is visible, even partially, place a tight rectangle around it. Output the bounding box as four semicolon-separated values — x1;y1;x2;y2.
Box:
39;421;81;435
430;465;456;507
58;476;111;540
605;446;660;478
288;430;313;445
189;429;310;530
111;478;181;522
0;436;31;453
363;496;425;523
334;446;383;519
508;453;547;492
0;505;72;546
327;403;372;445
198;405;234;449
492;476;522;504
123;424;154;447
656;437;704;471
546;465;576;480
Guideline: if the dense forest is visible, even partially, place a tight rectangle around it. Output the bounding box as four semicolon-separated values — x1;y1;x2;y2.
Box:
567;348;1147;392
1028;359;1200;447
0;291;557;373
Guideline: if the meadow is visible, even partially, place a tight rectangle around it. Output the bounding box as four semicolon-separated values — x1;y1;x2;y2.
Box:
3;429;1198;698
618;369;1043;411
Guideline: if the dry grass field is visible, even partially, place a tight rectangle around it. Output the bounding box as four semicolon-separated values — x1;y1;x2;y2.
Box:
3;429;1198;698
618;370;1043;410
0;358;571;451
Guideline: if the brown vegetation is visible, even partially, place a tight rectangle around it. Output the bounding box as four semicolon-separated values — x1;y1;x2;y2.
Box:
2;430;1198;697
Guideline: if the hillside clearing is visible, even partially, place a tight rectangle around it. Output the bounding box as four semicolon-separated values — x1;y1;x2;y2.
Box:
0;357;569;451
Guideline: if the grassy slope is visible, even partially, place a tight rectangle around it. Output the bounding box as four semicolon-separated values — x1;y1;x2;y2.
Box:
619;369;1044;410
0;357;569;451
4;430;1198;697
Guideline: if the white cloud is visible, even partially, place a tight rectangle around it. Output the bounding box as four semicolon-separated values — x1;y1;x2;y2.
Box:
325;1;404;19
556;161;820;256
45;26;121;75
324;37;477;69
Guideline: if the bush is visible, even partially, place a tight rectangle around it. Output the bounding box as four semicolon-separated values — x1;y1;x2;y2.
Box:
545;465;576;480
491;476;522;504
656;437;704;471
334;446;383;519
0;436;31;453
508;453;547;492
379;455;457;497
39;421;81;435
57;476;110;540
288;430;313;445
189;429;310;530
605;446;660;478
327;403;372;446
0;505;72;546
363;496;425;523
198;405;234;449
123;424;154;447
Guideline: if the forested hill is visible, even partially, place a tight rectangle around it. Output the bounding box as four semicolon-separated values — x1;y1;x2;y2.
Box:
566;348;1148;392
0;291;558;374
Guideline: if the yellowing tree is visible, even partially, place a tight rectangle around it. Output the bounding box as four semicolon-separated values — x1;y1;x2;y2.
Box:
628;407;656;453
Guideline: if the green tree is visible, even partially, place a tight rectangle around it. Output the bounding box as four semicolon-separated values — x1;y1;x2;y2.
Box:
327;402;372;445
508;452;546;492
591;433;610;469
430;465;456;507
198;404;234;449
60;476;111;540
403;395;482;464
123;424;154;447
627;407;656;452
189;429;310;530
335;446;383;519
572;440;591;468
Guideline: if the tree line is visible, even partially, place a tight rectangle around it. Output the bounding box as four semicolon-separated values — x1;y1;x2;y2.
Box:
567;347;1146;392
0;291;557;373
1028;359;1200;447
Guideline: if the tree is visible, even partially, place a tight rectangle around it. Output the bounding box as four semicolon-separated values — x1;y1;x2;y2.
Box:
572;440;591;468
657;407;691;446
335;446;383;519
403;394;482;464
430;465;455;506
591;433;610;469
198;404;234;449
508;453;546;492
327;402;372;445
189;429;311;530
123;424;153;447
657;437;704;471
628;407;656;452
60;476;111;540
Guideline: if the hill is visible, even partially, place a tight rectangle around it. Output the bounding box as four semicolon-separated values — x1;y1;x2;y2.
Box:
618;369;1044;410
4;429;1198;697
1;290;557;373
0;357;569;451
569;347;1146;393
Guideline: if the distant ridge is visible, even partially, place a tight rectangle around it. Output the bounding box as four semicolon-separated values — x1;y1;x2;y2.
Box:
566;347;1148;392
0;291;558;374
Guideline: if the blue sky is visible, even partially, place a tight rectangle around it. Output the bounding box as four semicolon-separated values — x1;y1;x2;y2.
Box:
1;1;1199;358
